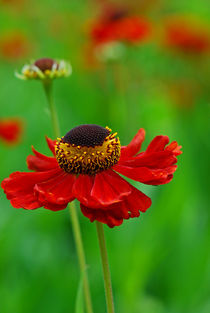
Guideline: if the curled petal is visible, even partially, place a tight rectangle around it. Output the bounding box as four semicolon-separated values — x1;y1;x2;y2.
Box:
120;128;145;160
45;136;56;155
165;141;182;156
27;146;58;172
116;136;182;185
114;164;177;185
80;184;151;228
73;169;132;208
120;150;177;168
146;135;170;153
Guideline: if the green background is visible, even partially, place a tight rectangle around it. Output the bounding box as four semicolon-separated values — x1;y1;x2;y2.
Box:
0;0;209;312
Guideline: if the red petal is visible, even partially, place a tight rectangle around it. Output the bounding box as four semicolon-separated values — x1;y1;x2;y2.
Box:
73;170;131;208
116;135;182;185
165;141;182;156
27;146;58;172
34;172;76;206
80;203;125;227
1;168;62;210
80;184;151;228
124;185;152;215
45;136;56;156
91;170;132;206
10;193;40;210
114;164;177;185
91;16;151;44
42;202;67;212
72;175;98;207
145;135;169;153
120;128;145;160
120;150;177;168
0;118;23;145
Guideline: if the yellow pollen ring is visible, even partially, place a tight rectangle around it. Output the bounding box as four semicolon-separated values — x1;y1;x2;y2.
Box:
55;133;121;175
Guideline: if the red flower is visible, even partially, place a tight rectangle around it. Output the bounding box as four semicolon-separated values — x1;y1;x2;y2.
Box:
1;0;24;5
0;118;23;145
0;31;30;61
164;17;210;54
1;125;182;228
90;6;151;45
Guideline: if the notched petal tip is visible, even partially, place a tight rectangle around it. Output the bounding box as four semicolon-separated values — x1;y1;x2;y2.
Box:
80;184;151;228
166;141;182;155
146;135;170;153
120;128;145;160
116;133;182;186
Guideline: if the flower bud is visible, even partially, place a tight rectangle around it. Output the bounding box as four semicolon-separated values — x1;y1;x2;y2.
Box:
15;57;72;81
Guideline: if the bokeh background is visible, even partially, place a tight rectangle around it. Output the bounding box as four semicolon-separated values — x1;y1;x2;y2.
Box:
0;0;210;312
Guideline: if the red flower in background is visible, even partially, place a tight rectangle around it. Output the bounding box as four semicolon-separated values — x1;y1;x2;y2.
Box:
0;31;30;61
0;118;23;145
1;0;24;4
164;17;210;54
1;125;181;228
90;5;151;46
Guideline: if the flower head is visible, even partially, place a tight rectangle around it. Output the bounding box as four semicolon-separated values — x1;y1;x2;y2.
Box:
0;118;23;145
55;125;121;175
86;5;152;64
15;57;72;81
90;6;151;46
164;17;210;54
1;124;182;228
0;31;30;61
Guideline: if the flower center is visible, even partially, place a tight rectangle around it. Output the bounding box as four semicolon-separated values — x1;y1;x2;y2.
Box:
55;125;121;175
34;58;57;72
108;9;128;22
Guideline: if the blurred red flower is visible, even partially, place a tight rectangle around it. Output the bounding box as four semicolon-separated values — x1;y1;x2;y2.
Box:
1;125;181;228
1;0;24;4
0;118;23;145
0;31;30;61
164;17;210;54
90;5;151;46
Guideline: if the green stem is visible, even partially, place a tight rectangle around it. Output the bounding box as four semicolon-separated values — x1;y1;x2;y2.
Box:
42;81;93;313
70;203;93;313
95;221;115;313
43;81;60;138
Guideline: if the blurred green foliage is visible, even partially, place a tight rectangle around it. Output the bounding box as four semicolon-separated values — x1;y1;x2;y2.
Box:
0;1;209;313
